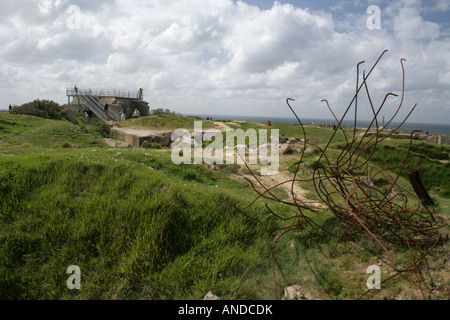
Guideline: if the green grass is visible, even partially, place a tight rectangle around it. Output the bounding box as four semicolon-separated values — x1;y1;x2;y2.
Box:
234;121;348;145
0;147;278;299
0;112;108;149
0;112;449;300
365;140;450;197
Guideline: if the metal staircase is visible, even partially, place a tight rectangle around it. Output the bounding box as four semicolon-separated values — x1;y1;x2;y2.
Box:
66;87;143;122
77;95;114;121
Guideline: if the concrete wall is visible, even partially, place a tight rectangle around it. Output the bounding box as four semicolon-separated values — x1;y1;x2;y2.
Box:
66;97;150;119
110;127;172;148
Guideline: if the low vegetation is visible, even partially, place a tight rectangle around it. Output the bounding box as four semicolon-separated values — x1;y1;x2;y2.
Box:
0;111;448;300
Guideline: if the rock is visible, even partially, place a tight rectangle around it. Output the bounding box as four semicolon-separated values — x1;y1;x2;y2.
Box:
279;144;294;155
171;129;190;141
140;140;153;148
423;134;450;146
284;285;308;300
170;137;197;149
361;177;374;188
62;109;78;125
103;138;131;148
149;134;160;144
203;291;220;300
159;132;173;147
20;99;62;119
270;133;287;143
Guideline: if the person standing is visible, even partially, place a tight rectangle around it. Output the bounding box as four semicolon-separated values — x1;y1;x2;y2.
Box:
132;108;141;118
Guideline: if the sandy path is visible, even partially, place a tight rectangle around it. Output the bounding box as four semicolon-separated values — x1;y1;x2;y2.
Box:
213;121;233;132
231;168;324;210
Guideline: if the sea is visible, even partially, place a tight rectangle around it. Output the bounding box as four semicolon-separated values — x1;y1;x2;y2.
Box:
185;114;450;135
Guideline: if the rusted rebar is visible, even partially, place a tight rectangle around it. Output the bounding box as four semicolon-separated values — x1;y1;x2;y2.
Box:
233;50;447;300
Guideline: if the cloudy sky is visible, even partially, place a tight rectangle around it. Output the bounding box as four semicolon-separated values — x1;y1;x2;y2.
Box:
1;0;449;124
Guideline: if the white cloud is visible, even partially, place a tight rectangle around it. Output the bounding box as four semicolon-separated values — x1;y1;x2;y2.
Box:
432;0;450;12
0;0;449;124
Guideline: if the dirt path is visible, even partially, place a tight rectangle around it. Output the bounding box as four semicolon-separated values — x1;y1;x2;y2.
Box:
231;168;324;210
213;121;233;132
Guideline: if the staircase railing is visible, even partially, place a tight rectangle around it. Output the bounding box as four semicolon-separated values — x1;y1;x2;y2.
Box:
92;96;121;121
67;88;137;122
78;95;113;122
66;88;143;100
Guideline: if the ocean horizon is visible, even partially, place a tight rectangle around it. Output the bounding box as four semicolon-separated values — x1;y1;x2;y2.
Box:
185;113;450;135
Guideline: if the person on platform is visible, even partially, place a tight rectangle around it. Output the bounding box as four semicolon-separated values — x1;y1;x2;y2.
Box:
132;109;141;118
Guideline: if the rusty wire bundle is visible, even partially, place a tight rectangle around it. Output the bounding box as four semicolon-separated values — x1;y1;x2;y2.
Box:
234;50;447;300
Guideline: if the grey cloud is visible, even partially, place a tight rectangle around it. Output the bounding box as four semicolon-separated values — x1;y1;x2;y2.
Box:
0;0;449;124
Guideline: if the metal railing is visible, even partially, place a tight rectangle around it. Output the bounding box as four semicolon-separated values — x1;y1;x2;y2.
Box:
66;88;143;100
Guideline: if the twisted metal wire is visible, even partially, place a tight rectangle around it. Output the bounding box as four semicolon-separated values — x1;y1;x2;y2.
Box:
233;50;447;300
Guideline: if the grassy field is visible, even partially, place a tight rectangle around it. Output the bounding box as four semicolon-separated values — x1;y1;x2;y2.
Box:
1;111;449;300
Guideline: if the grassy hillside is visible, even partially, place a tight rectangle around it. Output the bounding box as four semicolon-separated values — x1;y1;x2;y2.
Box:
0;112;280;299
0;112;108;149
1;111;449;300
0;148;277;299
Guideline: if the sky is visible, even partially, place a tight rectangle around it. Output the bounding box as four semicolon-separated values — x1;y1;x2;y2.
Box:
0;0;449;124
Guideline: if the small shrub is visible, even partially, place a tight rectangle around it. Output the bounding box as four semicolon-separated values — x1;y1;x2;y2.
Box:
11;106;22;115
60;141;71;148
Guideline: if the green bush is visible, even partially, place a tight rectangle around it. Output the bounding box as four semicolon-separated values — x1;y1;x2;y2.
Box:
60;141;71;148
151;142;162;149
20;99;62;119
151;108;177;115
11;106;22;115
